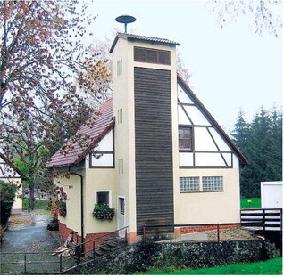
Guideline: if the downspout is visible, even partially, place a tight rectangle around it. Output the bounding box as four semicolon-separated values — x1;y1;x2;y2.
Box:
68;168;84;254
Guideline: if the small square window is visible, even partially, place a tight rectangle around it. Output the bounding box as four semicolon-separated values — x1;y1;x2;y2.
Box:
202;176;223;192
180;177;200;192
96;191;109;206
179;126;193;151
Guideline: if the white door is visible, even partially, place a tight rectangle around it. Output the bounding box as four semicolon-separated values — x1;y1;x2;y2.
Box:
118;197;125;237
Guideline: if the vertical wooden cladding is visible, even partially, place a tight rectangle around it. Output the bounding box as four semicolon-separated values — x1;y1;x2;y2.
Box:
134;67;174;234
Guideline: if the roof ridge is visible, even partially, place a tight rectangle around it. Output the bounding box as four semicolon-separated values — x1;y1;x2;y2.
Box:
110;33;179;53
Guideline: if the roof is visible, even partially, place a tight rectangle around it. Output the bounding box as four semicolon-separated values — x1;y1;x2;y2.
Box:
177;75;248;165
46;99;114;168
110;32;180;53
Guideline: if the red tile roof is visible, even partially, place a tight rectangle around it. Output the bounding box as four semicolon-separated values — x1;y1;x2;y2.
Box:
46;99;113;168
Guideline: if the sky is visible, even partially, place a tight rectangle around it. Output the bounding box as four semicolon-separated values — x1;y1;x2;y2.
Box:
88;0;282;133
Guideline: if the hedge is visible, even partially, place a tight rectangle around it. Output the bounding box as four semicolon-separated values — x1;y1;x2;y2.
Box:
0;182;17;226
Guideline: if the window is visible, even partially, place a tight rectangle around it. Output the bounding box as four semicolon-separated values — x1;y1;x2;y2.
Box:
90;152;114;168
118;159;123;175
180;177;200;192
119;109;122;124
134;46;171;65
179;126;193;151
202;176;223;192
119;198;125;215
117;109;122;124
117;60;122;76
96;191;110;206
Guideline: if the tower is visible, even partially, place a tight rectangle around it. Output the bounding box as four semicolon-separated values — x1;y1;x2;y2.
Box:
111;33;179;240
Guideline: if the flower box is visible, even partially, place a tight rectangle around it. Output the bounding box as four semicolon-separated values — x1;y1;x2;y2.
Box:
93;204;115;221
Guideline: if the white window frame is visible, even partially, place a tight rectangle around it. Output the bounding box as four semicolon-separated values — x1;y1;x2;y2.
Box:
95;190;112;208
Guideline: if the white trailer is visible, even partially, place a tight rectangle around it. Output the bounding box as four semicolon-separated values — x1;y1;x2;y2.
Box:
261;181;282;209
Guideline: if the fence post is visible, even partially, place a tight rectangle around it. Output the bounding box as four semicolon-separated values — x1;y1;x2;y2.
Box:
93;240;96;260
217;224;220;242
59;255;63;273
280;209;282;232
262;209;266;235
143;225;146;242
24;254;27;274
125;227;128;242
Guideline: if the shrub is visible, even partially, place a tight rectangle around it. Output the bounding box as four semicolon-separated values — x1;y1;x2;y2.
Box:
57;200;67;217
93;204;114;220
0;182;17;226
46;216;59;231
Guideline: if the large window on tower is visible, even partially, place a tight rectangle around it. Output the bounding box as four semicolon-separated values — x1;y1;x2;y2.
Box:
179;126;193;151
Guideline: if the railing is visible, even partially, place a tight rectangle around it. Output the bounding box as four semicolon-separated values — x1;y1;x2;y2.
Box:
0;225;129;274
142;223;240;242
240;208;282;233
0;250;76;274
62;225;129;274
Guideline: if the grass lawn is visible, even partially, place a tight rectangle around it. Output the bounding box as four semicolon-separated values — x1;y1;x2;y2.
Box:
240;197;261;209
22;198;50;210
145;257;282;275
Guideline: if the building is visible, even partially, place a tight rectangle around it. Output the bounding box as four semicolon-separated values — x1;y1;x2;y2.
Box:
0;158;22;214
261;181;282;209
47;33;248;250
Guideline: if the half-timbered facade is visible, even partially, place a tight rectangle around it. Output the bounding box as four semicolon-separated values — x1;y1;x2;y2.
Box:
0;158;22;214
47;33;247;248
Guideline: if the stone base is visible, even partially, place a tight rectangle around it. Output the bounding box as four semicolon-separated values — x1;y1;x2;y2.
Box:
58;222;138;253
11;208;22;215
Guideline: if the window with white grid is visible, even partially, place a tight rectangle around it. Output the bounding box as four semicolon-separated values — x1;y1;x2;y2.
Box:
180;177;200;192
202;176;223;192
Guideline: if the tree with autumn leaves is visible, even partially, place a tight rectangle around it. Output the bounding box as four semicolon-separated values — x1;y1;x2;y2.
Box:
0;0;111;209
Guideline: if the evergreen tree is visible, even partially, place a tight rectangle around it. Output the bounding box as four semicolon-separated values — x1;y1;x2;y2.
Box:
232;107;282;197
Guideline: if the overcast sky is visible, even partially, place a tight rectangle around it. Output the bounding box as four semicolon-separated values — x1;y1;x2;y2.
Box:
89;0;282;132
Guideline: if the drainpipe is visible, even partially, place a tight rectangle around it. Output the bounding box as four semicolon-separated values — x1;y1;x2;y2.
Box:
68;169;84;254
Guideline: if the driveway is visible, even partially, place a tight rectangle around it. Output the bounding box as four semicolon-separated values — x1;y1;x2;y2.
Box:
0;210;63;274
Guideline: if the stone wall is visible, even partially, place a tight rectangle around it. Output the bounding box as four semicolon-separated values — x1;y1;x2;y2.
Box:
80;239;280;274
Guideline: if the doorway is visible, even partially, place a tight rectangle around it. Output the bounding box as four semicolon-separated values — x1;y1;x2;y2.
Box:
117;197;125;237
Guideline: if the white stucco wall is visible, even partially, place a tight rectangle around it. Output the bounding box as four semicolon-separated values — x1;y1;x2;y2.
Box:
174;168;240;224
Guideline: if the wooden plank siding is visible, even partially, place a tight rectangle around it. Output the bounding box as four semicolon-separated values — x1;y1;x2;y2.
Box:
134;67;174;234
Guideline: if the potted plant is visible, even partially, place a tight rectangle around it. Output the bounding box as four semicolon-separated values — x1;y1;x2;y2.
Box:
93;204;115;221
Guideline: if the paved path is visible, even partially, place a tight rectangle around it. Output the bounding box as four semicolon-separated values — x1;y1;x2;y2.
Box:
0;210;62;274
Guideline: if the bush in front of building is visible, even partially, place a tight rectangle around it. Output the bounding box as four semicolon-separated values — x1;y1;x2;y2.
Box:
0;182;17;227
46;216;59;231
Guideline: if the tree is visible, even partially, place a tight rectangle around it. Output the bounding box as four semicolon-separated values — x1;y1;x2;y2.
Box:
210;0;282;37
0;1;110;209
232;107;282;197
